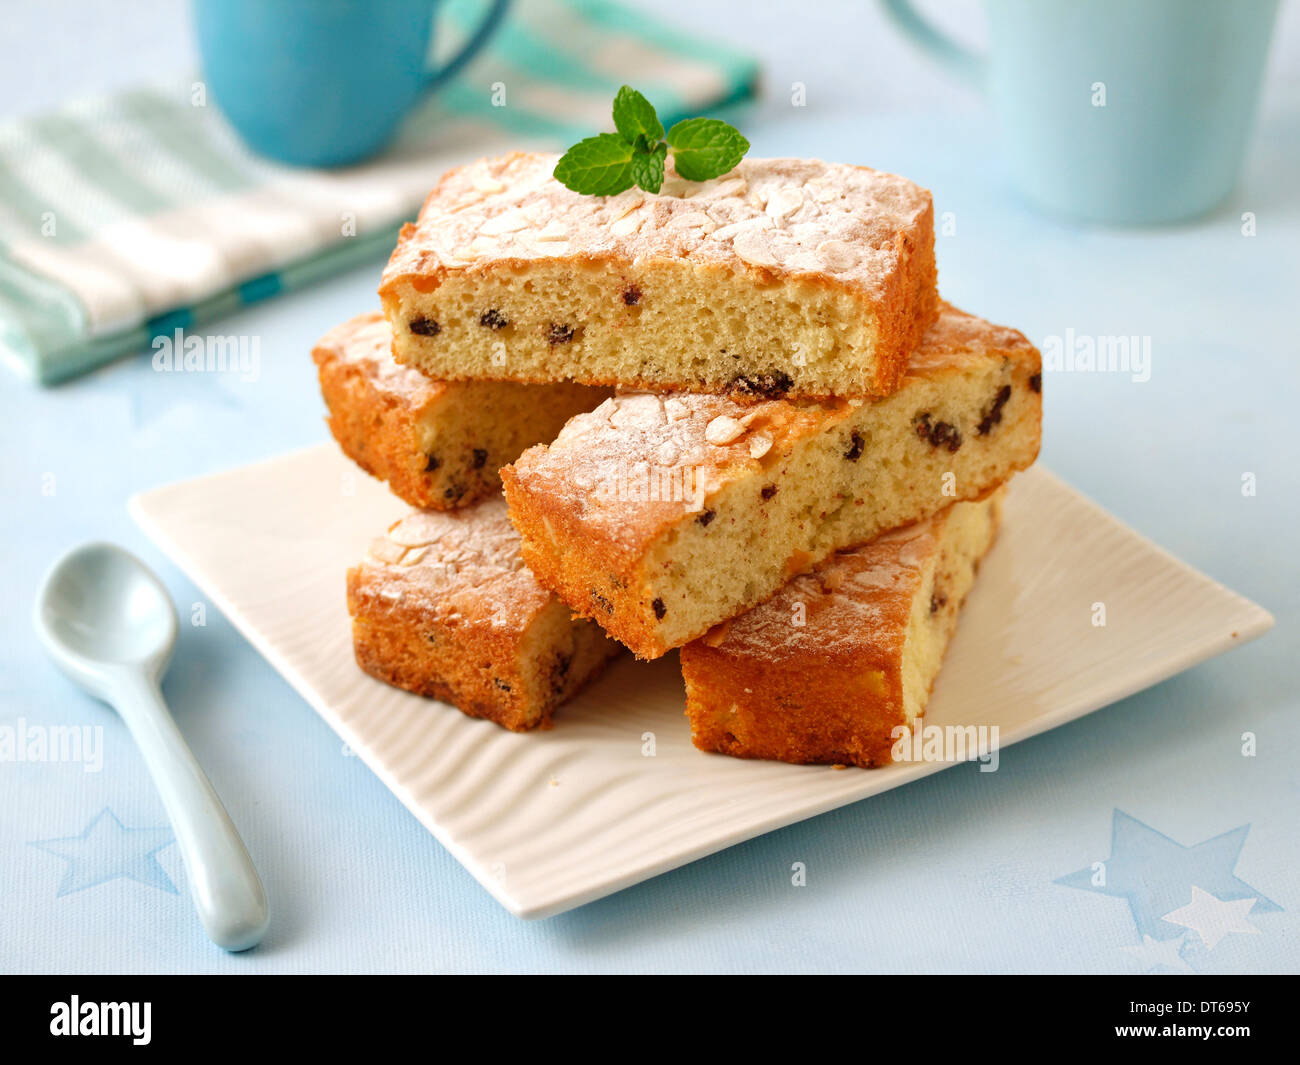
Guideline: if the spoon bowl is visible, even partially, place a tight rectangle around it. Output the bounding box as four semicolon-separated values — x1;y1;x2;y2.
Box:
37;543;178;694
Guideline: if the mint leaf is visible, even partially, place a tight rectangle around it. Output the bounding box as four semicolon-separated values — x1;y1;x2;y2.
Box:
557;88;750;197
553;134;636;196
666;118;750;182
612;85;663;145
630;143;667;194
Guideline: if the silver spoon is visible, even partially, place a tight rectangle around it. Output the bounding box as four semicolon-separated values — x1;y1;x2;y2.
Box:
34;542;268;952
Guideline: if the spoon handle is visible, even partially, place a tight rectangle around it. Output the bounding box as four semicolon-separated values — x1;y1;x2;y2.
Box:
111;672;269;952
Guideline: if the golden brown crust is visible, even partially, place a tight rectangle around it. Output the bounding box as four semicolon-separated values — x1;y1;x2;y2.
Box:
313;312;608;509
346;499;620;730
313;312;451;508
680;493;1003;767
501;302;1041;658
379;152;938;399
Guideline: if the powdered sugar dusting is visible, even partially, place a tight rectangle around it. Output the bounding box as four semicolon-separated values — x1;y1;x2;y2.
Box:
354;497;552;631
315;311;442;402
383;152;932;297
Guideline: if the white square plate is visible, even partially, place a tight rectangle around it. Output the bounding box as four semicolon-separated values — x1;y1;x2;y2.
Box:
130;447;1272;918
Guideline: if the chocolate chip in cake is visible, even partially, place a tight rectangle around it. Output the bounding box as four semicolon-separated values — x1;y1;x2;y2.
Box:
409;316;440;336
471;448;488;469
728;370;794;399
697;509;716;527
761;484;778;501
479;308;508;330
844;430;865;462
913;412;962;453
976;385;1012;436
549;652;573;695
591;590;614;614
1029;372;1042;393
652;598;666;620
443;483;466;502
425;454;441;472
934;422;961;452
621;286;642;306
548;323;575;344
930;592;947;615
493;677;512;692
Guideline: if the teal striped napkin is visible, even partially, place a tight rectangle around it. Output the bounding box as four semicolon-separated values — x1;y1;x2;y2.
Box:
0;0;757;384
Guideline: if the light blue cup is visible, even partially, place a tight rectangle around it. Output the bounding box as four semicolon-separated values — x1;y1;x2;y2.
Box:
194;0;511;168
882;0;1279;224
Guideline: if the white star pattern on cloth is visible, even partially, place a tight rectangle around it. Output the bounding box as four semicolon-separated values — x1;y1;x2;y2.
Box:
1163;886;1260;951
1121;934;1196;974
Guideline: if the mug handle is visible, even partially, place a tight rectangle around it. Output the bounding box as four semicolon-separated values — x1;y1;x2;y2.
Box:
879;0;986;87
426;0;513;90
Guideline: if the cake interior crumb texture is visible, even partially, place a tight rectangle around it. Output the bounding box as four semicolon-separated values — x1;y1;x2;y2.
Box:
313;311;608;510
346;498;620;731
681;490;1004;768
380;153;937;398
502;303;1041;658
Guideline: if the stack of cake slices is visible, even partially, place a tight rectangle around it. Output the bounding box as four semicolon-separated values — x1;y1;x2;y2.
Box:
317;151;1042;767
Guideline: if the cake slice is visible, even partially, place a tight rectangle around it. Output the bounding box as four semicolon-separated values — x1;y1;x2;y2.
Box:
347;497;621;731
379;152;937;399
501;303;1041;659
680;491;1004;768
314;312;608;509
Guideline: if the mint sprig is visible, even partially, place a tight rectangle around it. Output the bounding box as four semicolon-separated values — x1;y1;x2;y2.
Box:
554;86;749;197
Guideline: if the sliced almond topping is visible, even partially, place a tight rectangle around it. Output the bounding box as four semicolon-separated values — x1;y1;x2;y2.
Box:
748;433;773;459
535;220;568;241
711;215;773;242
704;414;746;445
367;537;407;565
732;228;779;268
399;545;429;566
610;212;644;237
816;238;859;271
479;209;529;236
710;176;747;199
663;397;691;422
766;186;804;220
471;175;507;195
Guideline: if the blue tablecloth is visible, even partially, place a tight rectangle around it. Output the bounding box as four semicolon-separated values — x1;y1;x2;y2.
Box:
2;1;1296;974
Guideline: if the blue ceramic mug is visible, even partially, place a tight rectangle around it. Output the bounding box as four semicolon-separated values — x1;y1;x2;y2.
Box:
881;0;1279;224
194;0;511;167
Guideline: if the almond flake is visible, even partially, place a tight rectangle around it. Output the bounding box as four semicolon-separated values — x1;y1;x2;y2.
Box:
815;239;859;271
479;210;529;236
367;537;407;565
733;229;778;268
610;212;644;237
748;433;773;459
766;186;804;219
704;414;746;445
663;397;691;422
535;220;568;241
712;216;773;242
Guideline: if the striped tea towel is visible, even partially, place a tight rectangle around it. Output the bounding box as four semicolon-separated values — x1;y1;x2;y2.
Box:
0;0;758;384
